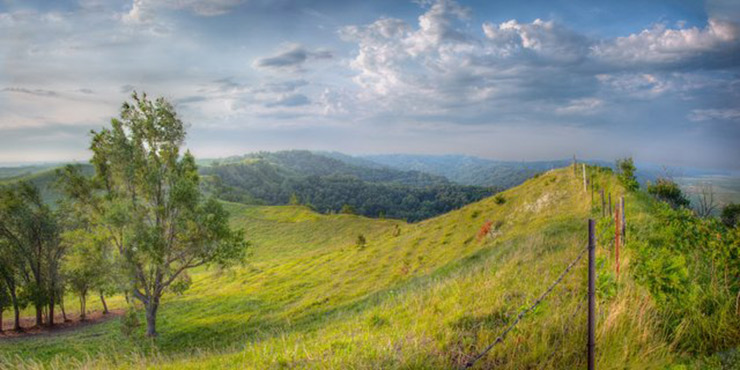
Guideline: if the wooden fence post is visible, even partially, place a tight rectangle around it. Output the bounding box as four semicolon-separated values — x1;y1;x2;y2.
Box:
615;204;620;278
621;197;626;243
600;190;605;217
588;219;596;370
583;164;587;192
608;193;612;217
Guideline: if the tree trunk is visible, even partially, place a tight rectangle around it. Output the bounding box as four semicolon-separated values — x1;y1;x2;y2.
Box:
47;291;55;327
0;309;3;333
35;304;43;327
10;288;20;331
145;299;159;337
79;293;87;321
60;297;68;322
100;292;109;314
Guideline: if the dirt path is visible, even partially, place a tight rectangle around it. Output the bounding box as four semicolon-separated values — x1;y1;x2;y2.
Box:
0;309;123;341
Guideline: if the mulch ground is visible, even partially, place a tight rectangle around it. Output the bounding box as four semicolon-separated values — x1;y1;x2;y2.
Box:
0;309;124;340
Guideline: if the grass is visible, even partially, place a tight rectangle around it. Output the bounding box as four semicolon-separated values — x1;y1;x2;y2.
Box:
0;166;730;369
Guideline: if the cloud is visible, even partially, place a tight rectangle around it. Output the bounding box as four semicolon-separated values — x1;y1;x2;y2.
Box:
591;19;740;66
2;87;59;97
555;98;604;115
253;44;332;70
265;94;310;107
123;0;244;24
689;108;740;122
482;18;589;63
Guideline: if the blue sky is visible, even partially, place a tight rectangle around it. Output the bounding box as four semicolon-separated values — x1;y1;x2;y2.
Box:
1;0;738;169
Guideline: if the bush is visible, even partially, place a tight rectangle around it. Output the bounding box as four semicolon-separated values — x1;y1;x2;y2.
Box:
616;158;639;191
647;178;689;209
494;194;506;205
721;203;740;228
120;308;141;339
356;234;367;249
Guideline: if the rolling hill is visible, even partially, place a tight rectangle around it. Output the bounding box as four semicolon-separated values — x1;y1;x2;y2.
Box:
3;166;735;368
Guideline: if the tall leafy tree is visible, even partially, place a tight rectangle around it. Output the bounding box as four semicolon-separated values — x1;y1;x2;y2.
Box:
60;92;247;336
0;183;62;327
0;239;22;331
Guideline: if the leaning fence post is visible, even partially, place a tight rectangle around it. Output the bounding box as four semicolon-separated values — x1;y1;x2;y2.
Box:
621;196;626;243
582;164;587;192
615;205;620;278
588;219;596;370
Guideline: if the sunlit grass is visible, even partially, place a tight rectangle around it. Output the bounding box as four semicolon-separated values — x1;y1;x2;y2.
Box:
0;167;719;369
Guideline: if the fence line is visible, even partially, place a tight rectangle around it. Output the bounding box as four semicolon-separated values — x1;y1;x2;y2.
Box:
462;244;589;369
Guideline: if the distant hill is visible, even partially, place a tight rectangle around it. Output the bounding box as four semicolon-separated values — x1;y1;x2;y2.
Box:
357;154;573;188
200;151;496;221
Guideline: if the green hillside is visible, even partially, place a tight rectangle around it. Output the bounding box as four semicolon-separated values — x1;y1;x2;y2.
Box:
1;166;737;369
200;151;497;221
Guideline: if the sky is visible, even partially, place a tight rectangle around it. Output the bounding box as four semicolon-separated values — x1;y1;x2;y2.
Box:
1;0;739;170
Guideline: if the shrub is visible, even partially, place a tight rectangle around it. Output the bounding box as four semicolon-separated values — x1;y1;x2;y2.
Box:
356;234;367;249
647;178;689;209
616;157;639;191
721;203;740;228
494;194;506;205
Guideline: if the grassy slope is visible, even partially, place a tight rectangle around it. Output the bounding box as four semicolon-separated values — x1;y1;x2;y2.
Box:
0;167;692;369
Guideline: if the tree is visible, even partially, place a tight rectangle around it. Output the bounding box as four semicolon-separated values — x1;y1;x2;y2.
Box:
289;193;300;205
340;204;356;214
695;183;718;218
62;229;108;321
721;203;740;228
59;92;247;336
0;279;10;332
0;240;22;331
0;182;63;327
616;157;639;191
647;178;690;209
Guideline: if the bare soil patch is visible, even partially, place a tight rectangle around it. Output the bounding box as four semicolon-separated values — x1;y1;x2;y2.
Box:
0;309;123;340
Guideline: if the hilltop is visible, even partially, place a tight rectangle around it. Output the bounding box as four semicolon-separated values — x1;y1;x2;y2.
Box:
2;166;736;368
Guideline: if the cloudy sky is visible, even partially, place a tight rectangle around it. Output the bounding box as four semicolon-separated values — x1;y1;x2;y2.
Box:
1;0;739;169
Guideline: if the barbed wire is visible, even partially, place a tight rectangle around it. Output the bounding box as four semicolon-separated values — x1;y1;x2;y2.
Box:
540;294;587;369
462;244;589;369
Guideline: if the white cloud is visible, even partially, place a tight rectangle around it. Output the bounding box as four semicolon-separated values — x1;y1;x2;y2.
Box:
689;108;740;122
591;18;739;65
555;98;604;115
123;0;244;24
482;18;589;63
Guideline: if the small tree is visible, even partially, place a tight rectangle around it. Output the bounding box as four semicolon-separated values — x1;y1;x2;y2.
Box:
616;157;639;191
341;204;356;215
647;178;690;209
356;234;367;249
289;193;300;205
59;92;247;336
62;229;107;321
695;183;718;218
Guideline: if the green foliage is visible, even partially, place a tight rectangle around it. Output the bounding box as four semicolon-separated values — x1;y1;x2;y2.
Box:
494;194;506;204
201;154;497;222
630;201;740;353
355;234;367;250
59;92;248;336
647;178;690;209
289;193;300;206
616;157;639;191
120;307;142;339
721;202;740;228
340;204;356;215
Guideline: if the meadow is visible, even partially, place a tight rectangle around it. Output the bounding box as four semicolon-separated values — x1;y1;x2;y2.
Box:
0;166;737;369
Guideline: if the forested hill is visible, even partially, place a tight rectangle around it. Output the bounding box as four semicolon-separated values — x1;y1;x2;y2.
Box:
359;154;573;188
200;151;497;221
209;150;450;186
